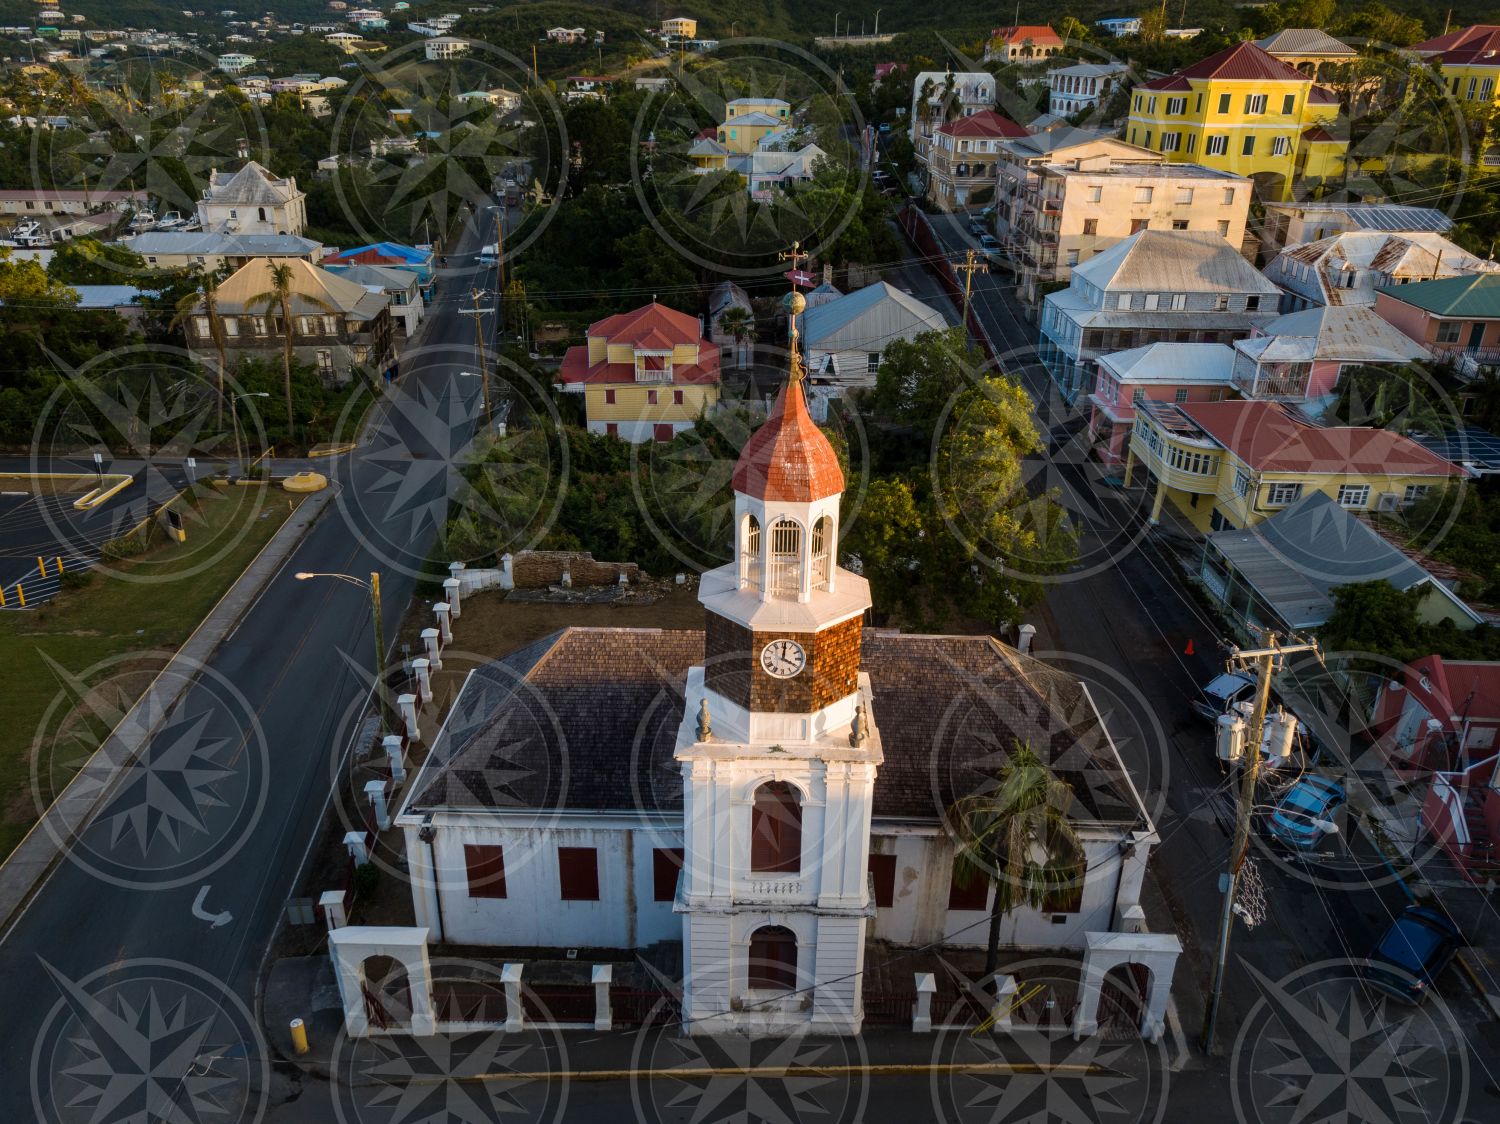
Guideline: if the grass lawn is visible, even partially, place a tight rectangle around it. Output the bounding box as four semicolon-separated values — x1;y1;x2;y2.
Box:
0;484;302;861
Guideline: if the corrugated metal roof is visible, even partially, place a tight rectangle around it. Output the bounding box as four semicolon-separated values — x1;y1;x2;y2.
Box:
1255;28;1358;58
800;281;947;352
1239;305;1431;364
1097;342;1236;383
1207;492;1435;629
1377;273;1500;318
1073;230;1281;295
1175;40;1309;81
1340;204;1454;232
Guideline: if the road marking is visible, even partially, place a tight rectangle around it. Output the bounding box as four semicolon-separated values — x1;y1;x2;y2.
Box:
191;885;233;928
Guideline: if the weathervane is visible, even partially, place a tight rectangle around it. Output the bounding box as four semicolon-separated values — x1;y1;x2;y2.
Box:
779;240;807;384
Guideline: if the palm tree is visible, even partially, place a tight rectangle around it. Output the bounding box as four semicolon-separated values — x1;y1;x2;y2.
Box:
246;262;335;435
949;743;1084;983
172;269;229;429
718;305;756;369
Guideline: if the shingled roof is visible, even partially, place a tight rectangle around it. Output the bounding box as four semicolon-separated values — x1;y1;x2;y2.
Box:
405;628;1147;828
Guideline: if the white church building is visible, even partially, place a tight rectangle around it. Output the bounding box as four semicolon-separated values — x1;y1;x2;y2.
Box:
335;293;1177;1039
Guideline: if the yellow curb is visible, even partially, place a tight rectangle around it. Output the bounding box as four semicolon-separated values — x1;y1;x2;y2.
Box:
308;442;357;458
447;1061;1102;1084
0;471;133;509
282;472;328;493
1455;949;1486;996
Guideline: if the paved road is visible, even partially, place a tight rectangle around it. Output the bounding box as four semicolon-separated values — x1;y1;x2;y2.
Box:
2;205;514;1120
893;208;1500;1119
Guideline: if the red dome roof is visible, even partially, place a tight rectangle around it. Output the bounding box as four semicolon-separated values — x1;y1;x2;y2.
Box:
732;378;844;503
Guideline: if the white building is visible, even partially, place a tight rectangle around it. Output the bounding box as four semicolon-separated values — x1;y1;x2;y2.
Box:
1264;230;1500;311
801;281;947;392
369;303;1174;1040
1095;16;1141;36
908;69;996;171
1047;62;1127;118
424;35;468;60
196;161;307;236
216;52;256;73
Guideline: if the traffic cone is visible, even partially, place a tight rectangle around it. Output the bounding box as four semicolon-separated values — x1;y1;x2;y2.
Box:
1184;639;1195;656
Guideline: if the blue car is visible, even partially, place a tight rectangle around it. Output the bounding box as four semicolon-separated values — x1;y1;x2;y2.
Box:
1359;905;1463;1004
1265;775;1345;851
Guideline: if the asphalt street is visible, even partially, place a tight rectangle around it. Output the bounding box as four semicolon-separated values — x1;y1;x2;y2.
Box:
1;205;513;1119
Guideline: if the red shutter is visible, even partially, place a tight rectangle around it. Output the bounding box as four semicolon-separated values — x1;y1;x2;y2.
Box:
868;853;897;908
947;865;989;911
604;388;616;404
673;389;684;405
653;423;674;442
606;422;618;437
652;847;684;901
747;926;798;989
464;844;507;899
558;847;600;901
750;783;801;874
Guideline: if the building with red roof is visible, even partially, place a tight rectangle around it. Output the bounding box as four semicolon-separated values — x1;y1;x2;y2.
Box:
986;24;1063;63
559;302;721;442
1125;40;1346;200
1126;396;1464;532
1413;26;1500;161
925;108;1028;210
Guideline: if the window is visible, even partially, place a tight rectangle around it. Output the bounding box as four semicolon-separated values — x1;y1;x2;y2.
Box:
811;515;832;590
1144;294;1160;311
741;514;763;590
1217;93;1231;114
948;864;988;910
1147;96;1157;114
869;853;897;908
647;389;658;405
1130;218;1148;234
1172;219;1189;230
768;517;802;597
1245;94;1267;114
1175;187;1194;204
1241;136;1256;156
604;388;616;404
316;350;333;374
1133;95;1141;112
605;422;618;437
1065;249;1080;266
1175;388;1189;403
1468;77;1478;100
673;388;684;405
1187;134;1197;154
1267;482;1303;506
1337;483;1371;508
747;926;797;990
558;847;600;900
1162;132;1181;152
193;315;210;337
1234;470;1251;497
652;847;683;901
1272;136;1290;157
1166;96;1186;115
1206;135;1228;156
1404;484;1431;504
1087;185;1102;202
1117;293;1132;310
750;782;802;874
1214;295;1229;311
1172;294;1186;310
1484;78;1495;102
1436;320;1463;344
222;317;239;337
1042;869;1084;914
1132;388;1146;404
1218;220;1231;237
654;423;674;442
464;844;507;898
867;352;880;375
1144;130;1152;148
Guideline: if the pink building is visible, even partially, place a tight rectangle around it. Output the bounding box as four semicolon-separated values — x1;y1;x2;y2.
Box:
1088;342;1234;463
1374;273;1500;371
1229;304;1430;406
1370;655;1500;881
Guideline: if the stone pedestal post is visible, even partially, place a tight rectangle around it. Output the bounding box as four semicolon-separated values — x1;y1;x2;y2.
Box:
398;693;420;743
320;889;347;930
412;657;433;704
502;963;525;1033
365;779;390;831
434;602;452;644
913;972;936;1032
343;831;369;866
383;734;406;783
442;577;462;618
421;627;442;670
592;964;613;1032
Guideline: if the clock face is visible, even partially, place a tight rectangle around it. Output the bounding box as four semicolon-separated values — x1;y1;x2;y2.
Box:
760;639;806;679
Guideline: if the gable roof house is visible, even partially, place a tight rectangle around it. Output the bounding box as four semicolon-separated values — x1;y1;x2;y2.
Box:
1265;231;1499;310
195;161;307;237
799;281;948;401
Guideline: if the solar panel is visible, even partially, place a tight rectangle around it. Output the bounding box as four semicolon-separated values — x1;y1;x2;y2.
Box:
1408;427;1500;472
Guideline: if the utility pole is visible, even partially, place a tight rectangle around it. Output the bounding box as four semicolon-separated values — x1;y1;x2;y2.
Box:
467;287;492;426
1201;630;1320;1054
494;207;506;329
954;248;985;336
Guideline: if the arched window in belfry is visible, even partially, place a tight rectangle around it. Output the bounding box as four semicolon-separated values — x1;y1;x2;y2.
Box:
768;518;802;599
810;515;832;592
750;782;802;874
741;514;762;592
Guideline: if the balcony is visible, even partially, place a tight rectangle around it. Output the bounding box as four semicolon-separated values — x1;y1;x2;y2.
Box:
1232;358;1310;400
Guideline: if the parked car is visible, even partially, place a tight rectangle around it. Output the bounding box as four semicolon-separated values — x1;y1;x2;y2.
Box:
1358;905;1463;1004
1192;671;1257;721
969;218;988;236
1265;775;1345;851
978;234;1002;262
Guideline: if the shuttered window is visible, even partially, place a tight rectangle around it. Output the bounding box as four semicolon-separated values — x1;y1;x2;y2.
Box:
750;782;802;873
947;865;989;910
652;847;684;901
868;853;897;908
464;844;507;899
747;926;798;990
558;847;600;900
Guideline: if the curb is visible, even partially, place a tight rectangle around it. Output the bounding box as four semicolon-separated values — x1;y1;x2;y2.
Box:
0;485;337;942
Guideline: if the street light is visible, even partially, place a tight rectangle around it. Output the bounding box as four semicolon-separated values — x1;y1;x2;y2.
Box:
295;571;391;731
230;391;269;471
875;8;882;36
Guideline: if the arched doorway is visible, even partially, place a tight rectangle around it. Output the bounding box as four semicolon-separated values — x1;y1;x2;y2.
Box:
361;954;412;1030
1097;962;1149;1033
747;925;798;990
750;782;802;873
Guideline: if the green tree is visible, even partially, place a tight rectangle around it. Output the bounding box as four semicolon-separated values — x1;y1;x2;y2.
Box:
868;327;980;441
949;743;1084;982
172;270;229;428
841;478;926;612
717;305;756;369
246;262;335;432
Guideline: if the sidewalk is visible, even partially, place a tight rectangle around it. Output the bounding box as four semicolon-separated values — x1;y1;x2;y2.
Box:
0;484;336;933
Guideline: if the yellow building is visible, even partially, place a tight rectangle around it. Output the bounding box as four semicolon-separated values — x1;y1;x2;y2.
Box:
1414;26;1500;120
1124;398;1464;533
1125;40;1345;200
717;97;791;154
661;16;697;39
560;302;722;442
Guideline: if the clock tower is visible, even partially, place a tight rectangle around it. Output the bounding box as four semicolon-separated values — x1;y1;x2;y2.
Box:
674;285;881;1036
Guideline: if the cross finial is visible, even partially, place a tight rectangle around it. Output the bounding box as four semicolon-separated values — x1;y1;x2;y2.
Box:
778;240;807;280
